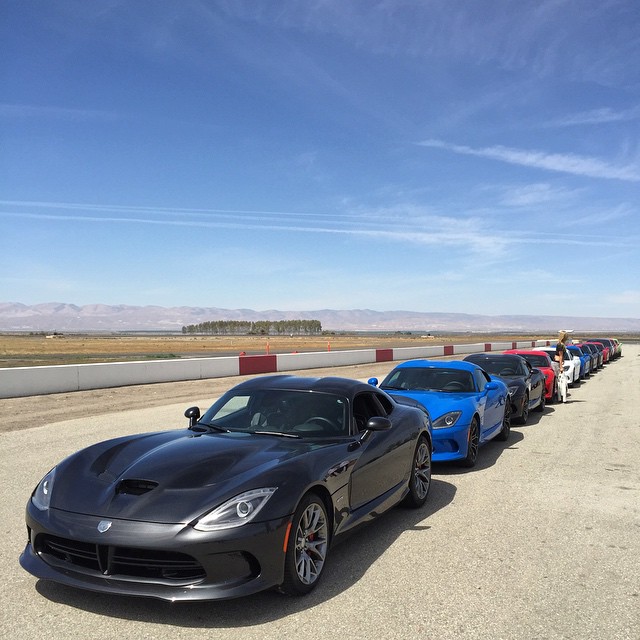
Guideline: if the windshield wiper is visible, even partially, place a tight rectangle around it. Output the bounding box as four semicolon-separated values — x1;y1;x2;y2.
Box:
253;430;301;439
193;421;229;433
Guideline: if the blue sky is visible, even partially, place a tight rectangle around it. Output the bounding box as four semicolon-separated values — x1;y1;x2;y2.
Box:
1;0;639;319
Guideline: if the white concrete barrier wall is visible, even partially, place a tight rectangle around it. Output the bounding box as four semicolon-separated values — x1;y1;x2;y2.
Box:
0;340;551;398
76;357;241;391
0;365;80;398
390;345;446;360
277;349;376;372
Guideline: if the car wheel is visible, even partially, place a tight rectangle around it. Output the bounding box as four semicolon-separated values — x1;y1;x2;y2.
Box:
460;417;480;467
548;381;556;405
535;389;546;413
280;492;329;596
402;436;431;508
519;393;529;424
496;401;511;441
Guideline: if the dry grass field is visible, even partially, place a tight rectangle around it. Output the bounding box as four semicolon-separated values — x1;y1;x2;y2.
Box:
0;332;550;368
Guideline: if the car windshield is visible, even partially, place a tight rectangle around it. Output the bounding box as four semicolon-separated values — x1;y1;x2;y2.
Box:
521;355;549;367
472;358;520;377
381;368;474;392
198;389;349;437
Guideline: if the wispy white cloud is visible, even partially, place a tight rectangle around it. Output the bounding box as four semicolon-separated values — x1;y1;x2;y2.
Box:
570;204;635;226
418;139;640;182
0;199;507;258
498;183;580;207
547;105;640;127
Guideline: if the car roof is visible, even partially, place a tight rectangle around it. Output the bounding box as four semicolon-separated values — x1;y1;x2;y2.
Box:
504;349;549;357
228;374;375;396
465;353;524;363
391;359;481;373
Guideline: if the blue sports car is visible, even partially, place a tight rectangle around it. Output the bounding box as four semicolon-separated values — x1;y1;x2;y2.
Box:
567;344;590;379
368;360;510;467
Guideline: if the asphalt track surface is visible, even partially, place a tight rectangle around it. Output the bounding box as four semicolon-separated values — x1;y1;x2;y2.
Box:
1;347;639;640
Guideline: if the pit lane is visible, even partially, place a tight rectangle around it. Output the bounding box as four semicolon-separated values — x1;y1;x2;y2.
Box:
1;348;638;640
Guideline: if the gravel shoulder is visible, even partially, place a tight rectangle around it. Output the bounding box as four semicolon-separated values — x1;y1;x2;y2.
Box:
0;361;396;433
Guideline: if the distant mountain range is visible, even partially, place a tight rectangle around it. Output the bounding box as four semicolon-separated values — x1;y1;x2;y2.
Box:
1;302;638;333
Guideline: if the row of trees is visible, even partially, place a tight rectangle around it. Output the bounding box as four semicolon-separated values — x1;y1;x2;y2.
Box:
181;319;323;336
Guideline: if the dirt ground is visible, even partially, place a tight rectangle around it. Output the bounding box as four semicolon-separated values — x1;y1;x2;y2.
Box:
0;332;546;367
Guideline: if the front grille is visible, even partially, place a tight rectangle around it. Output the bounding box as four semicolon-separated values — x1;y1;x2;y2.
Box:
37;534;206;582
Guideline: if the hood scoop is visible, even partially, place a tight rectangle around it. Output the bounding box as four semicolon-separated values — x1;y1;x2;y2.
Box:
116;478;159;496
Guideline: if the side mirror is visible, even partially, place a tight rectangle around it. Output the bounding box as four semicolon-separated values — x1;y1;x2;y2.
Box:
485;381;499;391
367;377;379;386
184;406;201;428
365;416;392;431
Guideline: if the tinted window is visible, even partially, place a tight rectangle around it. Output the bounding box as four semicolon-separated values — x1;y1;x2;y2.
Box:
474;369;489;391
202;389;348;437
381;367;474;392
521;355;550;367
353;391;390;431
470;357;520;377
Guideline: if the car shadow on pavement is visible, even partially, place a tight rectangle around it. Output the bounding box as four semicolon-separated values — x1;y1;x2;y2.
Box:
431;428;524;475
35;477;457;625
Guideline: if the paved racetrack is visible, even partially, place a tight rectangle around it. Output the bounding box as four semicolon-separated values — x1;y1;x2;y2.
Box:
1;347;638;640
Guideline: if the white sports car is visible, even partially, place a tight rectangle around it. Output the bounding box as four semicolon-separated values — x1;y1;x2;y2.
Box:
533;346;580;388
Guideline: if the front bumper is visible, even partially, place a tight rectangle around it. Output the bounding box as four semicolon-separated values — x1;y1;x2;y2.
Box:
20;500;291;601
432;421;472;462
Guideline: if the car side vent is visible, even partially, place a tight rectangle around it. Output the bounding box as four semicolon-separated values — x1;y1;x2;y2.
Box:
116;479;159;496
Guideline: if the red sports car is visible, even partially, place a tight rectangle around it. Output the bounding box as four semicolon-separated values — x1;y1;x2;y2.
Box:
503;349;557;403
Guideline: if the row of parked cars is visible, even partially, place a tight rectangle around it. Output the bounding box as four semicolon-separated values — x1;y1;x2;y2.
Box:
19;336;621;603
368;336;621;468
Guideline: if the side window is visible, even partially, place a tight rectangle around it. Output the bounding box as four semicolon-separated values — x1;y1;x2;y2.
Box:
352;392;389;431
474;369;488;391
522;360;532;376
373;391;393;416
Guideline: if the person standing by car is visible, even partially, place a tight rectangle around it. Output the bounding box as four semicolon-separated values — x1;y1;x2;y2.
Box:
555;331;569;402
555;330;568;368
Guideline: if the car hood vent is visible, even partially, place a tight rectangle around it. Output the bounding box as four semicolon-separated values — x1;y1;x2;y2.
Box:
116;479;159;496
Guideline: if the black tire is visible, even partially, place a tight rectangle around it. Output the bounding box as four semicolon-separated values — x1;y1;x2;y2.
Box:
496;401;511;441
535;389;546;413
518;393;530;425
280;492;329;596
460;417;480;467
402;436;431;508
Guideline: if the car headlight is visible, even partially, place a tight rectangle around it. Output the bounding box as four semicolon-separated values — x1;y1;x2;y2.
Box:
508;386;520;396
32;468;56;511
432;411;462;429
194;487;277;531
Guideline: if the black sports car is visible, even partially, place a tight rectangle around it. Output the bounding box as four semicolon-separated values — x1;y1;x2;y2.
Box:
20;375;433;601
463;353;546;424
